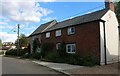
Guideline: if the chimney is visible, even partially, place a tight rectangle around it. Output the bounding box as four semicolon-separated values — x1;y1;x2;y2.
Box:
105;0;114;11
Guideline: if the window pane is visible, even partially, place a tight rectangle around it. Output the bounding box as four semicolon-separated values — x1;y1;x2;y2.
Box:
56;30;61;37
72;45;76;52
67;45;71;52
46;32;50;38
67;28;70;35
71;27;75;33
66;45;71;53
67;27;75;35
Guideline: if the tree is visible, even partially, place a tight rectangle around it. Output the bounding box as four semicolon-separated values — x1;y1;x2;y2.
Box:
15;34;28;49
115;1;120;24
32;38;41;53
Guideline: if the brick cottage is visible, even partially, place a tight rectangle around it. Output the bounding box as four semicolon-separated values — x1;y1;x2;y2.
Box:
28;1;119;65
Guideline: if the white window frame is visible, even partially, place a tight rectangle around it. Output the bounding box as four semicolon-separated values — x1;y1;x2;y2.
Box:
67;27;75;35
56;43;61;50
46;32;50;38
55;30;61;37
66;44;76;54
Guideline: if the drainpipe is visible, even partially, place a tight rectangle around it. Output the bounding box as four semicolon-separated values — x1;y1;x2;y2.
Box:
118;25;120;62
103;21;107;65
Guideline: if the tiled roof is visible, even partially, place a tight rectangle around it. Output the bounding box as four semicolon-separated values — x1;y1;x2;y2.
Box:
44;9;108;32
29;20;57;37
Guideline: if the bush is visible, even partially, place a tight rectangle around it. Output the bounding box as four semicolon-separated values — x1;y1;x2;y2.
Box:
19;49;28;56
5;48;28;56
45;52;57;61
65;54;82;65
22;53;31;58
57;42;67;58
0;51;4;55
5;49;17;56
44;52;66;63
31;52;41;60
80;55;97;66
41;43;54;58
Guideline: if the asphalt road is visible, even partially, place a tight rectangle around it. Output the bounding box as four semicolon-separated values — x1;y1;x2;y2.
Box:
2;57;67;75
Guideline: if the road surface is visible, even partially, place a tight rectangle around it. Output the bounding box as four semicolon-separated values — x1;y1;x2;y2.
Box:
2;57;67;75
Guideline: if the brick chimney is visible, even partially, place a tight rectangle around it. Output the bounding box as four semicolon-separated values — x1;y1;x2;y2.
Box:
105;0;114;11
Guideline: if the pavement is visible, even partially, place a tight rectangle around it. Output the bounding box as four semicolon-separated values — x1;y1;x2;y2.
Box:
33;60;119;76
33;61;83;75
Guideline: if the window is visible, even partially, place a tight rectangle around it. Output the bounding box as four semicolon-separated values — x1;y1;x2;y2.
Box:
46;32;50;38
32;37;35;41
67;27;75;35
56;43;61;50
56;30;61;37
66;44;76;54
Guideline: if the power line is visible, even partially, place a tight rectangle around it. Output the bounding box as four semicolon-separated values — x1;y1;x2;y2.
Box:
59;4;104;21
7;25;18;34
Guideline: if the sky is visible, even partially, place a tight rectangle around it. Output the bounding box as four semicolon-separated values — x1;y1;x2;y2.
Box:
0;0;115;43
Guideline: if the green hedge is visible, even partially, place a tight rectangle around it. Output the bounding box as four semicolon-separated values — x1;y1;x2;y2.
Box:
5;49;28;56
5;49;17;56
0;51;4;55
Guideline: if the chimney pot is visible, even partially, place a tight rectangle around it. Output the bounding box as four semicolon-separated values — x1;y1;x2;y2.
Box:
105;0;114;11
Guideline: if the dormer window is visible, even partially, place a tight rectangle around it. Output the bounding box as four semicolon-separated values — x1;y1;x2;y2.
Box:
67;27;75;35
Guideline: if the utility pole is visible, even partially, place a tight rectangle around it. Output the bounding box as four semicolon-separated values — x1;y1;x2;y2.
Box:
17;24;20;56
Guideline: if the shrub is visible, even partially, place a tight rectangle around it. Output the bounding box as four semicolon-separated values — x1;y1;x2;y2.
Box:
5;49;17;56
65;54;82;65
45;52;56;61
44;52;66;63
57;42;67;58
80;55;97;66
18;49;26;56
5;48;28;56
0;51;4;55
32;38;41;53
22;53;31;58
41;43;54;58
31;52;41;60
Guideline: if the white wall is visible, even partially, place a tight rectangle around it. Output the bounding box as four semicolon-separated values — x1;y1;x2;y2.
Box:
100;10;119;65
99;22;105;65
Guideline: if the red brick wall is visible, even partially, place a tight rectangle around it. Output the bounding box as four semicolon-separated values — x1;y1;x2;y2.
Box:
41;21;100;62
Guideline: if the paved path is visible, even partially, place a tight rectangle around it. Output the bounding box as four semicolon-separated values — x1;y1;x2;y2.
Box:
33;60;119;76
33;61;83;75
66;63;119;75
2;57;67;75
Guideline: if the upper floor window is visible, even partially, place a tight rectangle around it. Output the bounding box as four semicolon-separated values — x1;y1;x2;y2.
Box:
66;44;76;54
56;30;61;37
67;27;75;35
46;32;50;38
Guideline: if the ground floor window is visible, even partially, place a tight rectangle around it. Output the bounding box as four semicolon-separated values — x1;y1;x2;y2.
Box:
56;43;61;50
66;44;76;54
